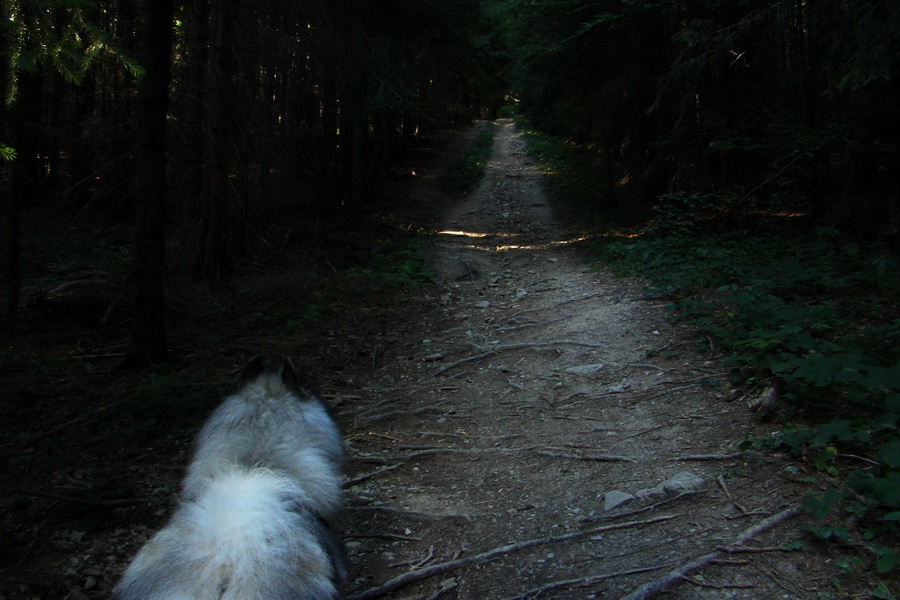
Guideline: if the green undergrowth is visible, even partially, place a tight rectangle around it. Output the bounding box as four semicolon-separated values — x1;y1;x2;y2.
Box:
440;123;496;196
594;221;900;586
341;220;435;296
520;123;900;589
520;130;600;199
519;127;647;229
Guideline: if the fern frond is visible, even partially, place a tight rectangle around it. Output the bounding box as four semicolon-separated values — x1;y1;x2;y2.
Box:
0;144;17;161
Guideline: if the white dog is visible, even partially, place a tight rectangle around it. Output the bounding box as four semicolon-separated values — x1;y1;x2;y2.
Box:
114;357;346;600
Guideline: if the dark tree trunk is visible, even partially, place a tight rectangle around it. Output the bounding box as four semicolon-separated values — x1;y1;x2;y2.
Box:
4;74;42;329
177;0;209;224
121;0;175;369
197;0;235;291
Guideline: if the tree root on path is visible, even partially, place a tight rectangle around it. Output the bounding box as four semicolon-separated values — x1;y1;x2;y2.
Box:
618;504;803;600
497;565;671;600
537;449;637;463
350;442;640;487
345;514;679;600
432;340;606;376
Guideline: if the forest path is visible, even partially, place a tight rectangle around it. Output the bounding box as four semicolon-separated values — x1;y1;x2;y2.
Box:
340;120;830;599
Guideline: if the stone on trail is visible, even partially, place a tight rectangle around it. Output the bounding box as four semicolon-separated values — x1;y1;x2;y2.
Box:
565;363;606;376
636;471;706;499
603;490;636;511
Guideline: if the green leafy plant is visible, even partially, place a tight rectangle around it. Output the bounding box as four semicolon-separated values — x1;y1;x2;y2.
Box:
342;228;435;293
586;200;900;581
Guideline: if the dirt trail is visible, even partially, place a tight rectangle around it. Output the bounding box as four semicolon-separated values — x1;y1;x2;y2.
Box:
340;120;832;599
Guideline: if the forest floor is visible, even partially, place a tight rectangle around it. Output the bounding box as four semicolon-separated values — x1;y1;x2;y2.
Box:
332;120;841;599
1;120;849;599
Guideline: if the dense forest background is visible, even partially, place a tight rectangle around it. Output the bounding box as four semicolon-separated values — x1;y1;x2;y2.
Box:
3;0;899;358
2;0;900;590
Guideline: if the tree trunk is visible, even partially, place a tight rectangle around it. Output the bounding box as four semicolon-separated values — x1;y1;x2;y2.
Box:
176;0;209;226
197;0;234;291
121;0;175;369
4;73;42;329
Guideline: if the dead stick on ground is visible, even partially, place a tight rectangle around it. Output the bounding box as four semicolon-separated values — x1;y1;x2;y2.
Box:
346;514;679;600
618;505;803;600
717;474;748;514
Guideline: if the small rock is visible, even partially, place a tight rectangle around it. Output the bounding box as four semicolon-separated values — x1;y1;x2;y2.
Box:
635;486;664;500
565;363;605;376
474;300;491;308
603;490;635;511
636;471;706;499
663;471;705;494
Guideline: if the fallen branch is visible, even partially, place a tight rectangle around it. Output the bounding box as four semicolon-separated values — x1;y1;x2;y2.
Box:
346;515;678;600
618;505;802;600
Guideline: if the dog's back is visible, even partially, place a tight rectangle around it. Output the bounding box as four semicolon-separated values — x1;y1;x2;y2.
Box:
114;357;346;600
183;357;346;521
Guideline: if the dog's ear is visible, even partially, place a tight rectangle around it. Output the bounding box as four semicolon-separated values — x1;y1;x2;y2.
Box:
241;355;266;384
280;356;302;393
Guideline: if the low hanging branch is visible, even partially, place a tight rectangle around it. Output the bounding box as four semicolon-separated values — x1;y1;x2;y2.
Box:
618;504;803;600
345;514;678;600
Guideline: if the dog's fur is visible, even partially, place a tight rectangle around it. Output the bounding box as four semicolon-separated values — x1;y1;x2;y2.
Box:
114;357;346;600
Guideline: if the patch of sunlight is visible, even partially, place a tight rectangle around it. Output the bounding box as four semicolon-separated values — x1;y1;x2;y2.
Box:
436;230;519;239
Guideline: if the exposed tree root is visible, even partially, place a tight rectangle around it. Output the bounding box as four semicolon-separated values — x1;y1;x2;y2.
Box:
346;515;678;600
618;505;802;600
